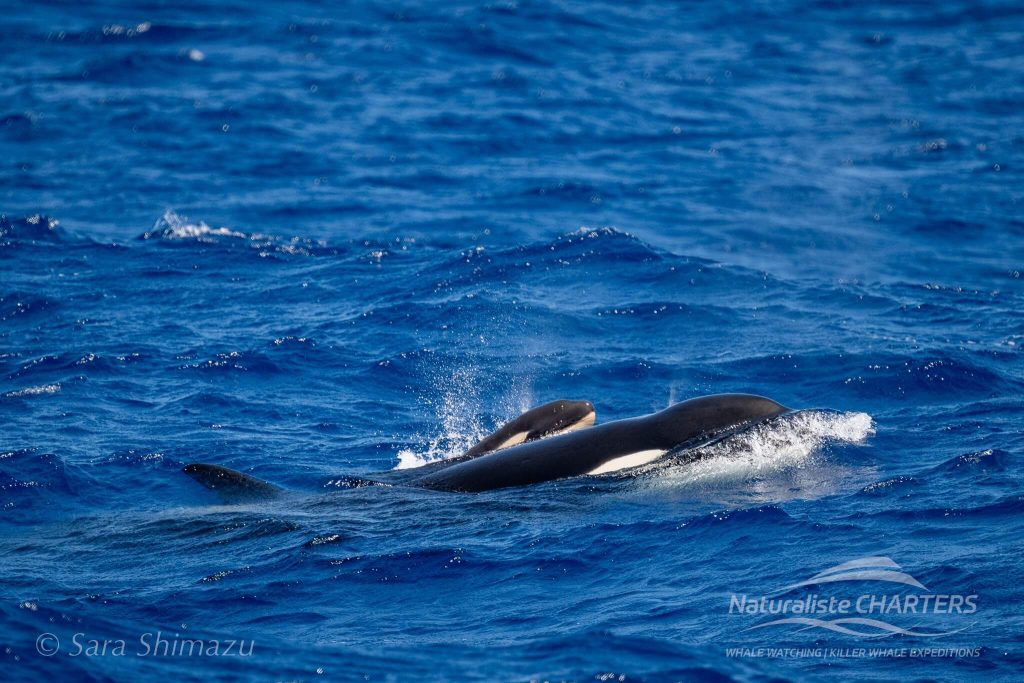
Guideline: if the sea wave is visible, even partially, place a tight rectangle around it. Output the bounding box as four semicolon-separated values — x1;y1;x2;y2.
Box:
138;210;346;257
641;409;875;487
4;1;1023;678
3;382;61;398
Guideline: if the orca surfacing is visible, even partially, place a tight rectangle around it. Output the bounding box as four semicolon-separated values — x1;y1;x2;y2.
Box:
409;394;788;492
182;394;788;496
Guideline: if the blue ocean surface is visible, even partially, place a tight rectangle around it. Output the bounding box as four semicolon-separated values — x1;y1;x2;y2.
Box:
2;0;1023;680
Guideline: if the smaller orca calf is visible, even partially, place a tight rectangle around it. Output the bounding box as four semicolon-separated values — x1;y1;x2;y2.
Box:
405;399;595;477
462;399;595;457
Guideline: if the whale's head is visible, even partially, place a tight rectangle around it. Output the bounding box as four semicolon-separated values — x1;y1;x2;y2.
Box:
654;393;789;449
476;399;596;455
526;399;596;440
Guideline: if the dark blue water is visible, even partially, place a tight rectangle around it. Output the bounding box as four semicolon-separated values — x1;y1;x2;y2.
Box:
3;1;1023;680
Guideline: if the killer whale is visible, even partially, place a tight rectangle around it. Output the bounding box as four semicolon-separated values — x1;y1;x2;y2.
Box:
400;398;595;478
182;394;787;497
461;399;595;458
183;399;595;499
409;394;788;492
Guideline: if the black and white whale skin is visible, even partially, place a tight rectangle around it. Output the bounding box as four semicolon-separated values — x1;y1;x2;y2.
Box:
408;394;788;492
182;399;595;499
400;399;596;479
455;399;595;459
182;394;787;496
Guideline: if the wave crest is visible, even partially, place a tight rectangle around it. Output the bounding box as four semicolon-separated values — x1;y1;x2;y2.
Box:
3;383;61;398
139;210;344;256
642;409;875;487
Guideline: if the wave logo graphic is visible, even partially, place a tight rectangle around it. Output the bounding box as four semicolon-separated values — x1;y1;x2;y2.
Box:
775;556;927;593
730;556;977;639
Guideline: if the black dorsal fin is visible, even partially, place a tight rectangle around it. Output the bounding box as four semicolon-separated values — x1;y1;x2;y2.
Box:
182;463;281;502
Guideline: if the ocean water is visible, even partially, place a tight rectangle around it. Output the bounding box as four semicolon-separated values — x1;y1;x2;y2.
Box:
2;0;1023;680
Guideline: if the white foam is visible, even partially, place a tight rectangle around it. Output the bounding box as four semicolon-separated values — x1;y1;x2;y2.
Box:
393;367;535;470
394;368;489;470
145;210;250;241
643;409;874;487
394;419;489;470
5;383;61;398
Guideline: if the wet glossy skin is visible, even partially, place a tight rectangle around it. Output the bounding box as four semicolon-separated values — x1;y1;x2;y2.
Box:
412;394;789;492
